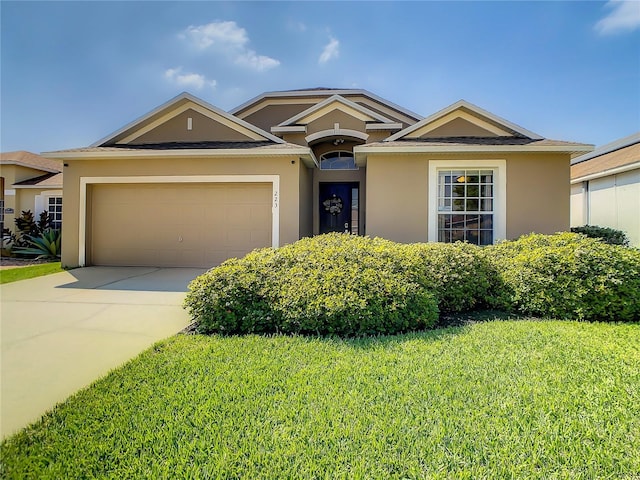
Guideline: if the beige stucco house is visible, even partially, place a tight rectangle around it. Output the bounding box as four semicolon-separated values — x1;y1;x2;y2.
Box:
570;132;640;246
45;88;592;268
0;151;63;239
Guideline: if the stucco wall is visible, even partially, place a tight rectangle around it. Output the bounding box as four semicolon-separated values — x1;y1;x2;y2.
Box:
506;153;569;238
61;155;303;268
365;154;429;243
1;165;58;234
365;152;570;243
298;163;313;238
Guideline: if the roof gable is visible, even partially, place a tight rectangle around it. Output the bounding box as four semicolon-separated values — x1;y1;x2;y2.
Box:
92;92;283;147
231;88;423;129
386;100;543;142
277;95;394;126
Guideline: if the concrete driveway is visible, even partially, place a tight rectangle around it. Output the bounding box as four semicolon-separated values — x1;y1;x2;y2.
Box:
0;266;206;439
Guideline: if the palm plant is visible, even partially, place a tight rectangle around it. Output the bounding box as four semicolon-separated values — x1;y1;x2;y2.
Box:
12;229;61;259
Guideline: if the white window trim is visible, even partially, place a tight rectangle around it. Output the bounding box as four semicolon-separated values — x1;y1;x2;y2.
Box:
78;175;280;267
428;160;506;244
35;190;63;219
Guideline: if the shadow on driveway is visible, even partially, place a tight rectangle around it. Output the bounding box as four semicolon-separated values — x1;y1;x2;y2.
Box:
56;266;208;292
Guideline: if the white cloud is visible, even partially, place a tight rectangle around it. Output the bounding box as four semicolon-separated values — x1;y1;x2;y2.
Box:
164;67;217;90
181;21;248;50
319;36;340;64
235;52;281;71
180;21;280;71
595;0;640;35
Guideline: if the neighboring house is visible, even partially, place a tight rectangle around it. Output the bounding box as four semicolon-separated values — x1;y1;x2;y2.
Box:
0;151;64;237
45;89;592;268
570;132;640;247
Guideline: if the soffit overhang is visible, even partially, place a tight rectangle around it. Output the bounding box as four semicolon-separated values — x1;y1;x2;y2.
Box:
353;141;594;167
44;143;318;168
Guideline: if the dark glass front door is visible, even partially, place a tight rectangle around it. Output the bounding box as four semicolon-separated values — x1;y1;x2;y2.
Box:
319;182;359;234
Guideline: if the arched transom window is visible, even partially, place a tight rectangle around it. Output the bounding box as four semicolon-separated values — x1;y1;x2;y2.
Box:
319;151;358;170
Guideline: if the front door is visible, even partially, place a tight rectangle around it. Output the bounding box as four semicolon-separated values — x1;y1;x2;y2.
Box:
319;182;359;234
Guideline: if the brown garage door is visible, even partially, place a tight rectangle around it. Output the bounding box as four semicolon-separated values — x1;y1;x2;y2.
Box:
90;183;272;267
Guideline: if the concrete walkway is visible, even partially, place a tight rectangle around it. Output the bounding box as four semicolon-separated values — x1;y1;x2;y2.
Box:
0;266;206;439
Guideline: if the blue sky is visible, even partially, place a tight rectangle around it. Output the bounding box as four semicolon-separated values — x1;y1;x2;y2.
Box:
1;1;639;153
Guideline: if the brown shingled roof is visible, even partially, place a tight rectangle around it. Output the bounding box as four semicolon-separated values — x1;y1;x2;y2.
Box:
361;137;592;148
0;150;63;173
571;141;640;179
45;141;309;155
13;172;63;188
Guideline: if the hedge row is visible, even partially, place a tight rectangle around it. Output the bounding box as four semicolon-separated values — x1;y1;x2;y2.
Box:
185;235;439;337
184;233;640;336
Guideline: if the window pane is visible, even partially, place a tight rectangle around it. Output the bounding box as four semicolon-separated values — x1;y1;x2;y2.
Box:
452;199;465;211
480;215;493;229
481;174;493;183
480;230;493;245
466;171;479;183
451;215;465;228
464;215;479;229
452;185;465;197
465;199;479;211
466;185;479;197
451;230;465;242
465;230;479;245
480;199;493;212
481;185;493;197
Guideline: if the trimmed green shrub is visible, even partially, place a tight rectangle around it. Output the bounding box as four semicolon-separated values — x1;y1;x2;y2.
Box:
571;225;630;246
486;233;640;321
185;234;439;336
401;242;497;313
182;250;279;335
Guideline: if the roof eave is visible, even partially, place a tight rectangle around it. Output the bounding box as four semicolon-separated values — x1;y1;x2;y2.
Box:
354;143;594;165
571;160;640;183
571;131;640;165
90;92;285;147
0;160;61;174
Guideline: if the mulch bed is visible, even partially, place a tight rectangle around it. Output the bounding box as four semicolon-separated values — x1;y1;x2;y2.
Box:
0;257;57;269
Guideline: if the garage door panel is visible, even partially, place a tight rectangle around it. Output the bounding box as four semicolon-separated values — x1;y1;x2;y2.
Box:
225;205;253;227
91;183;272;267
251;230;271;245
251;205;272;228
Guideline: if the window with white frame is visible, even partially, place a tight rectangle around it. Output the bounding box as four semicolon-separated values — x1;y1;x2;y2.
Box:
437;169;494;245
319;151;358;170
48;196;62;229
428;160;506;245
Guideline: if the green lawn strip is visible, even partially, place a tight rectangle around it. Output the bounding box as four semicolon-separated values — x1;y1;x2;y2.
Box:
0;262;63;284
2;320;639;479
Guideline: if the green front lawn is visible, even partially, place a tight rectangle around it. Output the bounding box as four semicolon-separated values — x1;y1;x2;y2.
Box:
0;262;63;284
2;320;638;479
